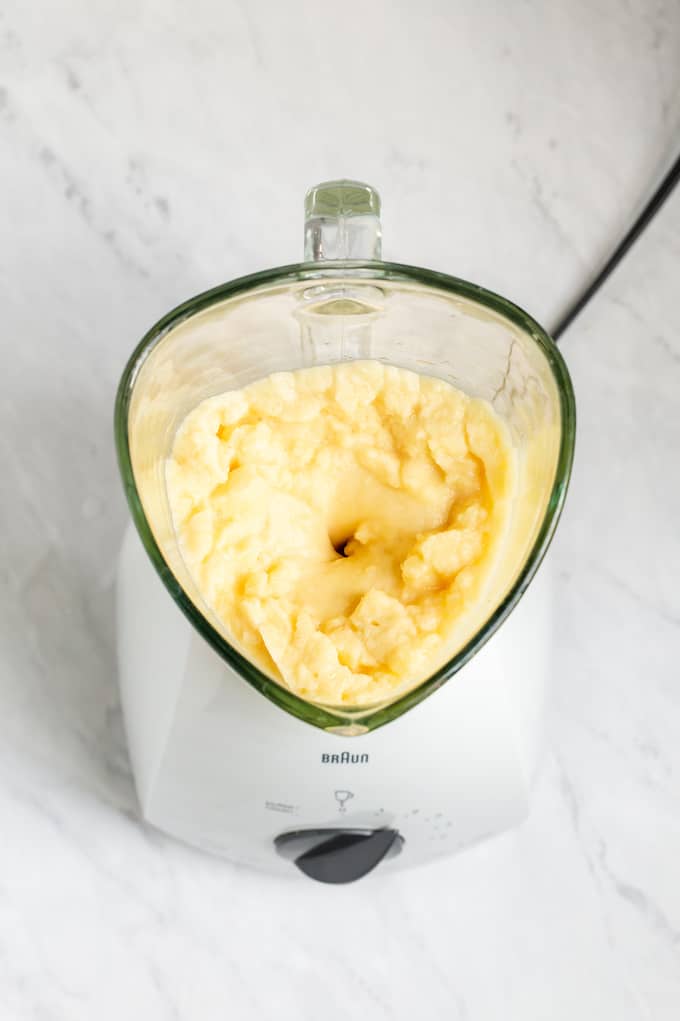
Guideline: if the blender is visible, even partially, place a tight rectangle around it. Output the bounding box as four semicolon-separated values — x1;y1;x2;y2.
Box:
115;181;575;883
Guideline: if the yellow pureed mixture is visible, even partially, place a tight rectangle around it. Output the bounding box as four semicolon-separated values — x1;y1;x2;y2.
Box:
167;361;515;706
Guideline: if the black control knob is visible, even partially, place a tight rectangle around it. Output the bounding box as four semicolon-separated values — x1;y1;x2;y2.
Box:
274;828;403;884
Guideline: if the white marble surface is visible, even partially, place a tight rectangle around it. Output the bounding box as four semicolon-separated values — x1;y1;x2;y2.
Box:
1;1;679;1017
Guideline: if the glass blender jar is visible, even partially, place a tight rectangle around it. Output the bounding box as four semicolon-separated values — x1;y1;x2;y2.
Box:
114;181;575;880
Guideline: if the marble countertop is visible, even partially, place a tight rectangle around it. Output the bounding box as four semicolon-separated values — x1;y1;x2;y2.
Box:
1;2;679;1018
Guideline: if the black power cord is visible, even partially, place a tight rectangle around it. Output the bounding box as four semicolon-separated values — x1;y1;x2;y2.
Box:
551;150;680;341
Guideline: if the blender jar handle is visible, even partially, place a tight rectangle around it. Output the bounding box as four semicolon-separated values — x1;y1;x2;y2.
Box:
304;180;382;261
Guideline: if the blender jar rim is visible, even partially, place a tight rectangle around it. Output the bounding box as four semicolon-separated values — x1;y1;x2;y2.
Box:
115;258;576;735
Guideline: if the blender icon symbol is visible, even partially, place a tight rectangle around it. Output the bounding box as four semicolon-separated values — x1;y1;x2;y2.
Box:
334;790;354;814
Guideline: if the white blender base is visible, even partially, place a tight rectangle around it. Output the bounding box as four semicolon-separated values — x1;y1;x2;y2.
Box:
117;525;549;876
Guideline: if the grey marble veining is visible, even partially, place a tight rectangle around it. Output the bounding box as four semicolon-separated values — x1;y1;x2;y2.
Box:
1;1;679;1018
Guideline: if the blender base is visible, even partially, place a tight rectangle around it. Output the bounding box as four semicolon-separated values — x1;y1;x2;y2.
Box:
117;525;549;879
